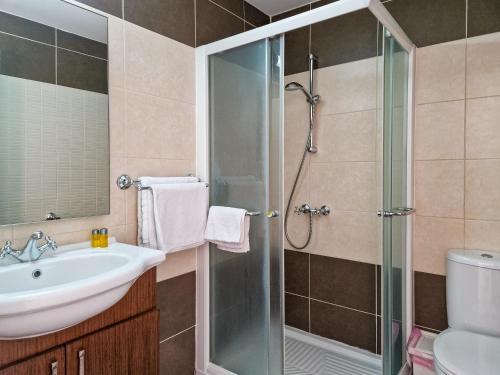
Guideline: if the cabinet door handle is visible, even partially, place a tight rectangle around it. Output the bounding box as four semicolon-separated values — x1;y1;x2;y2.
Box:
51;361;58;375
78;350;85;375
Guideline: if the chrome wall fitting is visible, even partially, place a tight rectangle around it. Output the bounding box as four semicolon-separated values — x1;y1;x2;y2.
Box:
294;203;331;216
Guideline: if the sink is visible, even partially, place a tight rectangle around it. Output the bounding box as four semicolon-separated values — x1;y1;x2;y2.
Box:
0;240;165;339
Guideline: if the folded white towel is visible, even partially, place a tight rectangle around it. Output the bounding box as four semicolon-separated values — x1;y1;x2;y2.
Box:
138;176;199;247
205;206;250;253
150;182;208;253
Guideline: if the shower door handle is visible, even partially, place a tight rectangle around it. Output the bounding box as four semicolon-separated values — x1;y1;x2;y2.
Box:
378;208;416;217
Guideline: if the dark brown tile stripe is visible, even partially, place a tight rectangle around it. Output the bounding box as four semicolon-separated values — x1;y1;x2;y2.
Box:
272;4;310;22
384;0;466;47
57;49;108;94
414;271;448;332
285;293;310;332
159;327;195;375
284;249;309;296
244;2;270;27
211;0;244;18
196;0;244;46
468;0;500;38
76;0;123;18
310;254;376;314
310;300;377;353
125;0;195;47
0;33;56;84
0;11;55;45
157;271;196;341
57;30;108;59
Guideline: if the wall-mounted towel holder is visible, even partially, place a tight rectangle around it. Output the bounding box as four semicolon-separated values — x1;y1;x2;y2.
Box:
116;174;208;191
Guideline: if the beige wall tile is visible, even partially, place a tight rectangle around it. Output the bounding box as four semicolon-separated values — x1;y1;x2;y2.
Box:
310;162;377;212
312;110;377;163
414;160;464;218
316;57;377;115
465;220;500;251
466;32;500;98
125;91;195;160
108;16;125;89
466;159;500;220
413;216;464;275
466;97;500;159
415;101;465;160
311;211;379;264
124;22;195;104
109;87;126;158
416;40;466;104
156;248;197;281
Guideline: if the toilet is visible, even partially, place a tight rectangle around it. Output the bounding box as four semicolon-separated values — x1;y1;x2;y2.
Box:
433;249;500;375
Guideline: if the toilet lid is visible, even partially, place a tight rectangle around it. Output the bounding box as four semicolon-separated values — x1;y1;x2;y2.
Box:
434;329;500;375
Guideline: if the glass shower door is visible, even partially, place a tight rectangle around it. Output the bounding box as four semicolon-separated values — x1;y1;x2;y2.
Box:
208;37;283;375
382;29;410;375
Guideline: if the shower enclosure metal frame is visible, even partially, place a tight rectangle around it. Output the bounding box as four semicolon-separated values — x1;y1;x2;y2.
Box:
195;0;416;374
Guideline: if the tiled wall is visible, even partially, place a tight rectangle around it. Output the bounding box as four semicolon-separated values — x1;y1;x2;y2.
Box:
281;1;382;352
76;0;269;47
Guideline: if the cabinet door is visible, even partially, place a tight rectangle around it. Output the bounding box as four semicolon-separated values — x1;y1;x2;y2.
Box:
0;347;65;375
66;310;159;375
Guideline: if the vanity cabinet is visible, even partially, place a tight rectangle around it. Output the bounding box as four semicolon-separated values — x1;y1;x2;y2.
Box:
66;310;158;375
0;348;65;375
0;270;158;375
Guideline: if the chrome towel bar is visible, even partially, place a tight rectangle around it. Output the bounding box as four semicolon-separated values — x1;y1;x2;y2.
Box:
116;174;207;191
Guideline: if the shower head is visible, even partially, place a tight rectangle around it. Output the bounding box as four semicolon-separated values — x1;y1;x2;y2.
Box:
285;82;319;104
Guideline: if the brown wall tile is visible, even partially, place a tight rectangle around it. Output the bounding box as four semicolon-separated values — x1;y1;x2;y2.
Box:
212;0;244;18
285;293;310;332
310;254;376;314
196;0;244;46
310;300;377;353
284;249;309;296
0;11;55;45
0;33;56;84
468;0;500;37
157;271;196;341
125;0;195;47
414;271;448;331
57;49;108;94
384;0;466;47
77;0;123;18
57;30;108;59
159;327;195;375
244;2;269;27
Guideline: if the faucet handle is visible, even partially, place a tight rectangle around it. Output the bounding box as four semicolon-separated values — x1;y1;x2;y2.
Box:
45;236;57;250
32;231;44;240
1;240;12;252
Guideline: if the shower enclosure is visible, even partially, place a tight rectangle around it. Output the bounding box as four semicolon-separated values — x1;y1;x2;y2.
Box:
196;1;415;374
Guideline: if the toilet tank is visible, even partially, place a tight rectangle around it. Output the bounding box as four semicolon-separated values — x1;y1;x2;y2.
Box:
447;249;500;337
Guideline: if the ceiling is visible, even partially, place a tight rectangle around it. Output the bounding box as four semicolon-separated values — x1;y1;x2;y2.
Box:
246;0;313;17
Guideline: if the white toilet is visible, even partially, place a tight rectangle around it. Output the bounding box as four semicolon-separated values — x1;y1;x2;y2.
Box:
433;249;500;374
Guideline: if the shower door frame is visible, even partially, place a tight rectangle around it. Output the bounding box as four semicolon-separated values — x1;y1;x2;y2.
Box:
195;1;415;374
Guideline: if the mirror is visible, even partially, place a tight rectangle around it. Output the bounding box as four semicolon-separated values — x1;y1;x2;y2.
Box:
0;0;109;225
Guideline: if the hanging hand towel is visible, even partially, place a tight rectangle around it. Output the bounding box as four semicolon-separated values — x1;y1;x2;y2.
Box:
205;206;251;253
151;182;208;253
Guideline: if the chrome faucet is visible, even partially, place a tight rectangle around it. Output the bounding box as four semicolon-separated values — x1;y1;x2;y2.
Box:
295;203;331;216
0;231;57;263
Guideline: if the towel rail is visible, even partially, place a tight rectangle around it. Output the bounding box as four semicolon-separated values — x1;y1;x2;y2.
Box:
116;174;207;191
246;211;261;216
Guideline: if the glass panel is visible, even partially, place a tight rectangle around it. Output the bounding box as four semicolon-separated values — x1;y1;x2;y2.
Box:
208;37;283;375
382;29;409;375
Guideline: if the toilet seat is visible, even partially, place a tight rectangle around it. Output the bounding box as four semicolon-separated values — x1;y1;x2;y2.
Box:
434;329;500;375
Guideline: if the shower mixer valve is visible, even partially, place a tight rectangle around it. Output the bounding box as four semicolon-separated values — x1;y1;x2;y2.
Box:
294;203;331;216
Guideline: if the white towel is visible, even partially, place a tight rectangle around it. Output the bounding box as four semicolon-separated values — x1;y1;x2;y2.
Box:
205;206;250;253
138;176;199;247
151;182;208;253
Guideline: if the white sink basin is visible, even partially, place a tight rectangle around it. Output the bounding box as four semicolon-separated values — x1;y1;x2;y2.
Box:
0;240;165;339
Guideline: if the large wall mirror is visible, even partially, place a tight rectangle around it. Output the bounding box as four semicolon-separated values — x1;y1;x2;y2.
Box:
0;0;109;225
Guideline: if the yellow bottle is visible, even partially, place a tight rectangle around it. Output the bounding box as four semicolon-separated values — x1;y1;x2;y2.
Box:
91;229;100;248
99;228;109;248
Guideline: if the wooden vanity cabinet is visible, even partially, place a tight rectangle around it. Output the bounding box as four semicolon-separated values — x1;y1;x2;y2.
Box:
0;348;65;375
0;270;159;375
